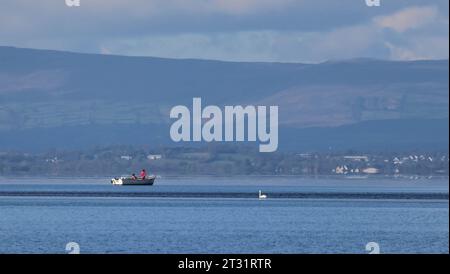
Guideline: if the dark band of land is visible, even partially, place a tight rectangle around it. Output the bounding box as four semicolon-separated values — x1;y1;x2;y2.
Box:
0;191;447;200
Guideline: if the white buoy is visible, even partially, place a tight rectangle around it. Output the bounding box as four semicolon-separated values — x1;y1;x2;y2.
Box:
259;190;267;199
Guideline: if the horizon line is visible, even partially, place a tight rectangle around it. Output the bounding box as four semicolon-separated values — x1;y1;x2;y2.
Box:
2;45;449;65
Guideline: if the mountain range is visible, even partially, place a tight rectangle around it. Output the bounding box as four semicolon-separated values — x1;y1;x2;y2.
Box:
0;46;448;151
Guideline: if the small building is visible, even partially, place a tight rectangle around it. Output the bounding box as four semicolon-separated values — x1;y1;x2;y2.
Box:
334;165;349;174
362;167;380;174
147;154;162;160
120;155;133;161
393;157;402;164
46;157;61;164
343;156;369;162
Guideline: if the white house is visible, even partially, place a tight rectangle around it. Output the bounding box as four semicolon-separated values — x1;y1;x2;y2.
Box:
120;155;133;161
147;154;162;160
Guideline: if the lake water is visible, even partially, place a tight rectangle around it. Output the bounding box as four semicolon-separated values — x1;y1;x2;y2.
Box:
0;177;448;254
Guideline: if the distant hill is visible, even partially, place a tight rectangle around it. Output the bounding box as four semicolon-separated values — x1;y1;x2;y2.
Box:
1;119;447;152
0;46;448;151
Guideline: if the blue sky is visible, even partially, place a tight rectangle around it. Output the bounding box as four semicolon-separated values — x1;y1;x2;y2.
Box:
0;0;448;62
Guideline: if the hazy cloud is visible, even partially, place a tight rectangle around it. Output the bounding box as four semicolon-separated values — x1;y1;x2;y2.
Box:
0;0;448;62
374;6;440;32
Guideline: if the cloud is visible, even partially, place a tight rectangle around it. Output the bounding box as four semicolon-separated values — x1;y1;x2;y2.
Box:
385;36;450;61
97;4;449;63
85;0;296;15
96;27;382;63
0;0;411;38
370;5;449;60
0;1;448;62
99;46;112;55
374;6;439;32
159;0;297;15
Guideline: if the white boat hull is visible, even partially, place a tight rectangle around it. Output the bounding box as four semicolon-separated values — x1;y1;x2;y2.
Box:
111;176;156;185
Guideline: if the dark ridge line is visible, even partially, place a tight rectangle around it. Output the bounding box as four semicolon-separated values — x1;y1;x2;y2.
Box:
0;191;448;200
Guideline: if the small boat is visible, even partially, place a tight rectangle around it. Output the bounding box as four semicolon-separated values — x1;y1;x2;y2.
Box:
111;175;156;186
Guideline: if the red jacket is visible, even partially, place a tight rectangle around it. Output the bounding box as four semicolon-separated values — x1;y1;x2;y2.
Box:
140;170;147;178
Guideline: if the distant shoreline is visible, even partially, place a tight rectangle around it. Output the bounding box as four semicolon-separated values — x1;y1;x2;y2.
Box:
0;174;449;180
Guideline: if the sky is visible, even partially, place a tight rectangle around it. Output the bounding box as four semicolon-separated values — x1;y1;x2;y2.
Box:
0;0;448;63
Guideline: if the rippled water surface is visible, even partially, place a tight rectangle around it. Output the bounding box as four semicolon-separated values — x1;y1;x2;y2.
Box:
0;177;448;254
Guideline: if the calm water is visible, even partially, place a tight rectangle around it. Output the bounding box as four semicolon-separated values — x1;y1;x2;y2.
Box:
0;177;448;254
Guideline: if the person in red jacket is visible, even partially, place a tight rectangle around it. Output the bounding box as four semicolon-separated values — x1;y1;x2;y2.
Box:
140;169;147;180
